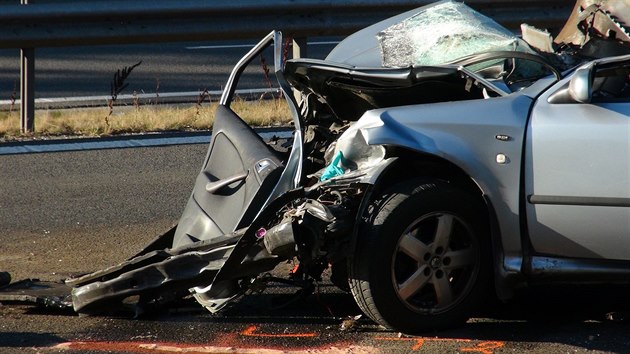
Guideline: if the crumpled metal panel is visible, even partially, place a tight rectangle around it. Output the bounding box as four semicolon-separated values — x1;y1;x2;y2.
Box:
555;0;630;46
0;279;72;310
68;231;243;315
376;1;533;68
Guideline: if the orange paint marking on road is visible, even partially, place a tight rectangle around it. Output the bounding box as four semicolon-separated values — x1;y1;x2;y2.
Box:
461;340;506;354
51;331;505;353
54;340;317;353
241;325;317;338
375;336;426;350
55;341;222;353
374;336;505;352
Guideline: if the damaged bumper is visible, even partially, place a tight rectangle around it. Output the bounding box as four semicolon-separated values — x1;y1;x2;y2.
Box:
68;173;382;315
69;232;241;314
66;25;396;316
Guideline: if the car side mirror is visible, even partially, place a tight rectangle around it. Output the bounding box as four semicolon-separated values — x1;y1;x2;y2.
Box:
568;66;593;103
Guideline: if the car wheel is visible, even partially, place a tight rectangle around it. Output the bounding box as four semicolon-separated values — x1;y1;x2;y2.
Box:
349;179;490;333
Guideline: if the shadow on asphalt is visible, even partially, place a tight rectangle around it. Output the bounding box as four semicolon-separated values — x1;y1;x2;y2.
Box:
10;282;630;326
212;283;630;325
432;285;630;353
5;281;630;353
0;332;64;348
215;283;630;353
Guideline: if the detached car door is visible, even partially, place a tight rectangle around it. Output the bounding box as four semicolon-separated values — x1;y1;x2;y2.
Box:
173;105;283;248
525;55;630;260
173;31;302;248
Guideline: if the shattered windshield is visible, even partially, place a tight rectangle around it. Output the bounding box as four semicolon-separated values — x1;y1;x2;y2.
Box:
376;1;534;68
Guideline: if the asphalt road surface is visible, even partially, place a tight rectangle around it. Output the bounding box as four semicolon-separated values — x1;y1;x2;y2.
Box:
0;40;336;100
3;143;630;353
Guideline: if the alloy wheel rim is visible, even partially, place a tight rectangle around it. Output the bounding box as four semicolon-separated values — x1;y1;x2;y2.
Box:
391;212;480;314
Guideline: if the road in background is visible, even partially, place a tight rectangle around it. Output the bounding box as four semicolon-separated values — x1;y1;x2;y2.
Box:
0;40;337;102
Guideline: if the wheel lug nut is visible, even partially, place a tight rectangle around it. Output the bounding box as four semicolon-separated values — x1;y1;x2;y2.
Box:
442;257;451;266
424;253;431;261
424;268;431;276
435;270;444;278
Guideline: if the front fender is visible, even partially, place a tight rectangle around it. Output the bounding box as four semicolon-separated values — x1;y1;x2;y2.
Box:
350;95;534;283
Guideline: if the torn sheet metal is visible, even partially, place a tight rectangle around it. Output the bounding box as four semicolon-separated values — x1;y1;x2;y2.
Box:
521;24;555;53
377;1;533;68
555;0;630;47
552;0;630;60
68;231;243;315
192;189;307;313
0;279;72;310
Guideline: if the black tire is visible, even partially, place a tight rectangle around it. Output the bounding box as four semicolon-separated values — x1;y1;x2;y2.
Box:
349;179;491;333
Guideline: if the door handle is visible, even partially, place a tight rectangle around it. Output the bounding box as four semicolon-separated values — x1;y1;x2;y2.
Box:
205;170;249;194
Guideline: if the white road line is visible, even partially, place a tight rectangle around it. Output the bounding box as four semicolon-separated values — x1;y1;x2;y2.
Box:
186;41;339;50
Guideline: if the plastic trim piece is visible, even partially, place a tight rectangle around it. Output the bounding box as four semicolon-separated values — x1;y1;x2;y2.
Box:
528;195;630;207
205;170;249;194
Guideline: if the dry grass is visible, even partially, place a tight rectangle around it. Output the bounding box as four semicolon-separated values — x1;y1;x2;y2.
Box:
0;97;292;139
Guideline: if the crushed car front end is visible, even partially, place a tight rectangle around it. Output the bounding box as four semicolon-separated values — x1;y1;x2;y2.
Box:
68;0;630;334
68;1;550;329
67;29;389;316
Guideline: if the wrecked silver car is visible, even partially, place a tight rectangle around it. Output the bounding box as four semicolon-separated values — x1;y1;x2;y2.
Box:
67;0;630;333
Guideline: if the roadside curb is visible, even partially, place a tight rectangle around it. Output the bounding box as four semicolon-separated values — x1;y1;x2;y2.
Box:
0;127;292;155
